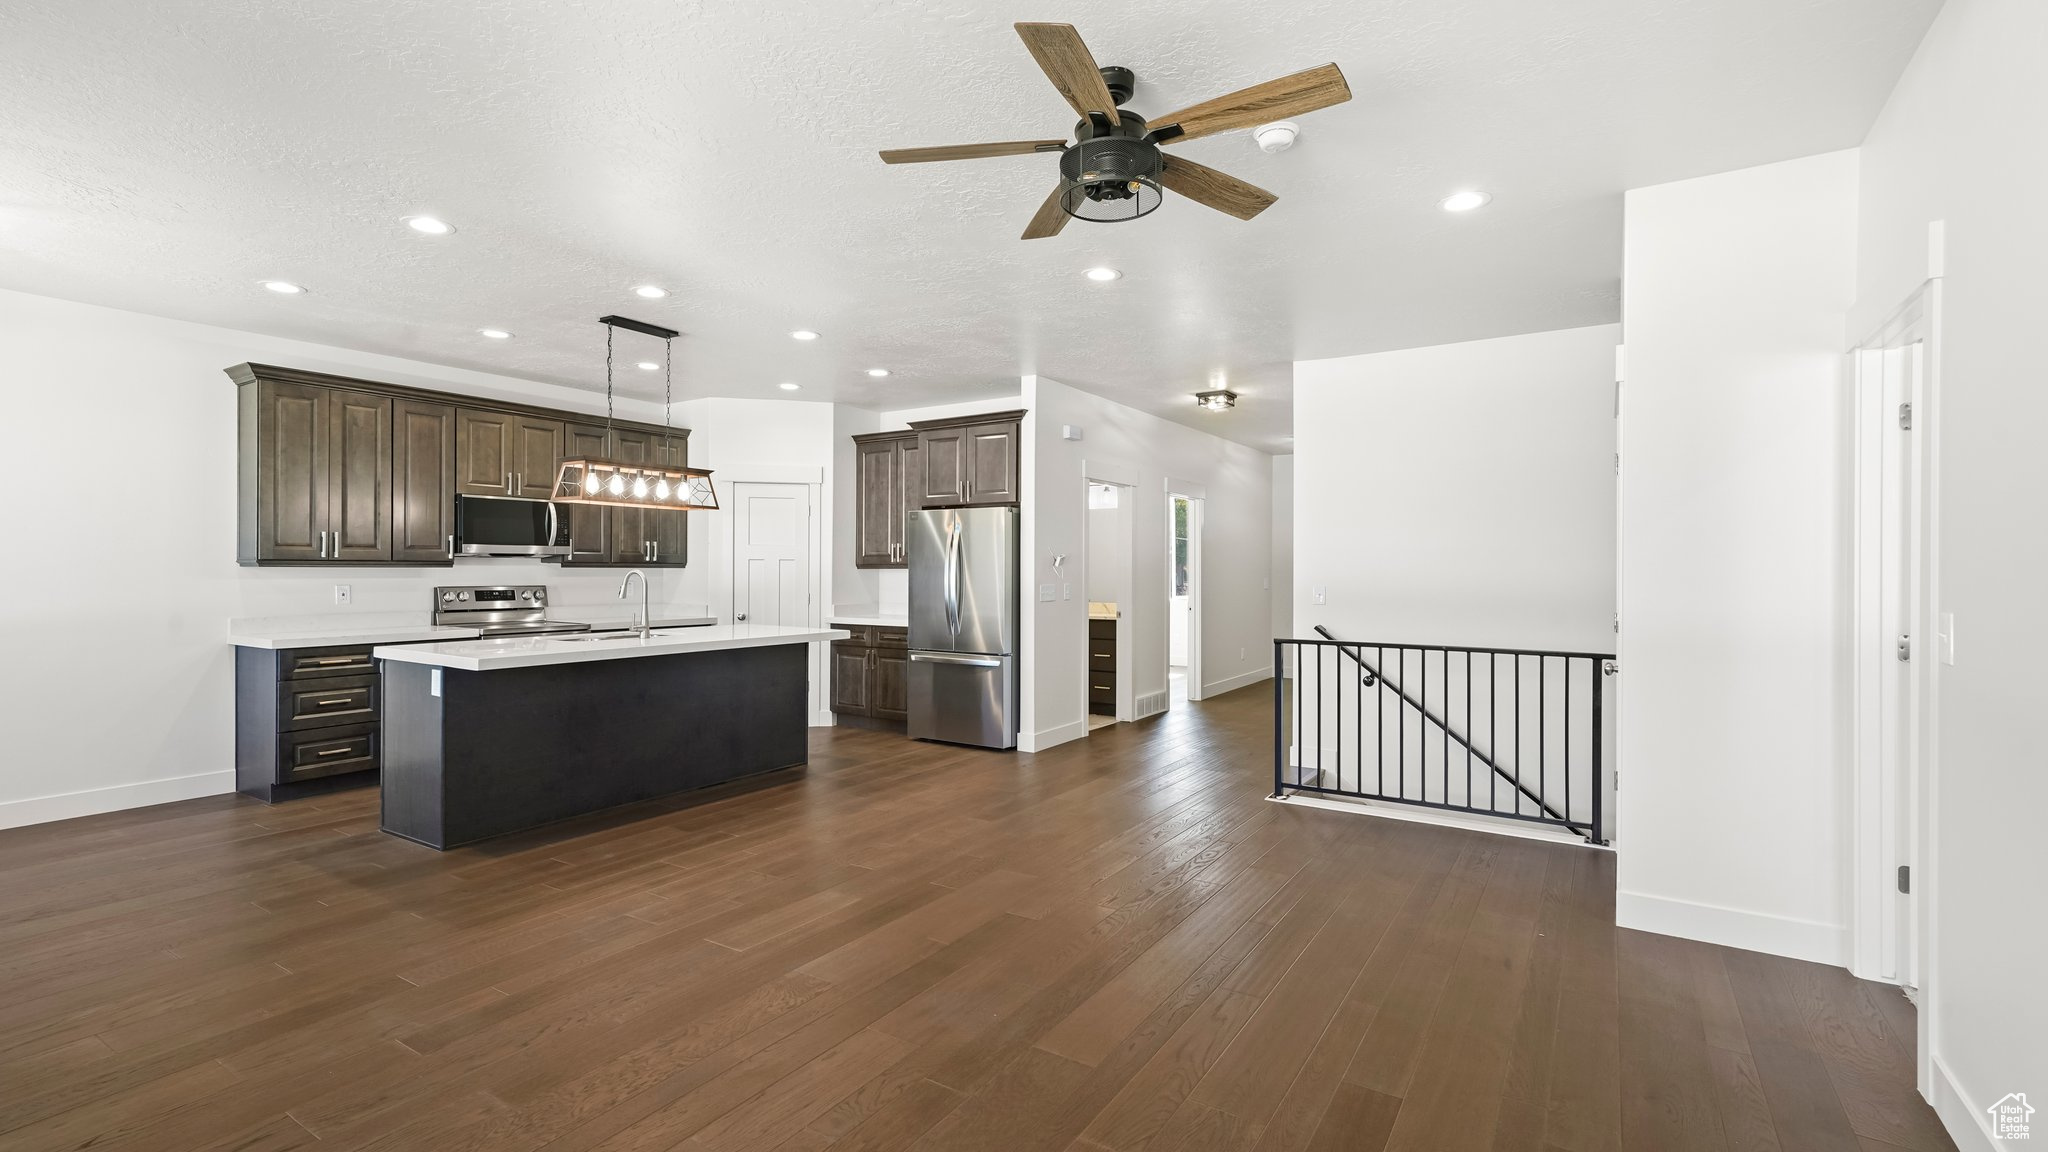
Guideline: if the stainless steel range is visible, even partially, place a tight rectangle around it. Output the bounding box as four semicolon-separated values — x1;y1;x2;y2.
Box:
432;585;591;637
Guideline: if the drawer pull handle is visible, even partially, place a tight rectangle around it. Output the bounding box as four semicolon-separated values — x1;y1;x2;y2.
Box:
314;746;353;757
311;657;359;665
315;698;352;706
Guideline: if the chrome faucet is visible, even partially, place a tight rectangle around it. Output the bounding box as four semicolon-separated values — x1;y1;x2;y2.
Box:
617;569;650;638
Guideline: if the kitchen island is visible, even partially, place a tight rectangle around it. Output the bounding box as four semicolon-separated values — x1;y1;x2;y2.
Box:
373;624;846;848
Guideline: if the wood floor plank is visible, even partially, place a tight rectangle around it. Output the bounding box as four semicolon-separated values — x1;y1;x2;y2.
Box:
0;685;1953;1152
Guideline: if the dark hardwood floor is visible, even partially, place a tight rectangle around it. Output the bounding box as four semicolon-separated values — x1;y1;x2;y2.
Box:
0;685;1954;1152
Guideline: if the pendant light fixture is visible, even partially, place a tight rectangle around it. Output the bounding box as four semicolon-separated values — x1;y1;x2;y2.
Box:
551;315;719;511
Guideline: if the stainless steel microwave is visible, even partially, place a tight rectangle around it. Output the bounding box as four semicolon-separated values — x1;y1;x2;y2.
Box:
454;495;570;558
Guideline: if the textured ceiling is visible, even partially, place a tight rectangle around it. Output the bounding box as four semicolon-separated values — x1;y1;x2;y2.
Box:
0;0;1939;451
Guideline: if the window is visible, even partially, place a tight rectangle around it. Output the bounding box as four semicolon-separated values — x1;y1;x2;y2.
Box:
1172;496;1190;596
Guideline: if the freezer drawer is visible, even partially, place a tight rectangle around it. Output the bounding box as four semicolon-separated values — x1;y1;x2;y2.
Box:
907;651;1016;749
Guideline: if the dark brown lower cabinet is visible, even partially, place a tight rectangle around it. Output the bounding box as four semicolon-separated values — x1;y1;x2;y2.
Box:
235;644;385;802
1090;618;1117;715
829;624;909;731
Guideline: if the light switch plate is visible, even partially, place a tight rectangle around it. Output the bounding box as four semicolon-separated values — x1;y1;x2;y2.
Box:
1039;583;1056;602
333;584;351;606
1063;583;1072;600
1312;586;1326;605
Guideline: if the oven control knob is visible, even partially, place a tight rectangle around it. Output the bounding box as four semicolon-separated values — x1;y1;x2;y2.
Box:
457;591;469;602
532;591;544;603
441;591;455;603
521;590;533;601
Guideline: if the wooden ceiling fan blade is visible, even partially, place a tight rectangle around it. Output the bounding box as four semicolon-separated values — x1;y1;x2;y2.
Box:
1021;183;1071;240
879;140;1067;164
1158;156;1277;221
1014;23;1120;125
1150;63;1350;144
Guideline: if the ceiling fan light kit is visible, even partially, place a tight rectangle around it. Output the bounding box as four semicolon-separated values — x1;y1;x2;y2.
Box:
1195;389;1238;412
551;314;718;513
879;23;1351;238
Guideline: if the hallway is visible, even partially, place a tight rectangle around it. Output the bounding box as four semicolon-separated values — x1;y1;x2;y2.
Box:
0;686;1952;1151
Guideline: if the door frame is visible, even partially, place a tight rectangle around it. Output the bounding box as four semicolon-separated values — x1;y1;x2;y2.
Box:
1848;280;1941;1089
1166;478;1206;703
1081;476;1138;726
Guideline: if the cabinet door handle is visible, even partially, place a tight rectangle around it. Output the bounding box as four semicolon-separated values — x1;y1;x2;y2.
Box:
315;697;352;706
319;530;329;558
314;746;353;757
505;471;513;495
446;534;454;557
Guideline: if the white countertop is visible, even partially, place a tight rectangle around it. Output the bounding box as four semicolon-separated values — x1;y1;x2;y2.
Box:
231;622;483;649
373;624;849;672
828;613;909;628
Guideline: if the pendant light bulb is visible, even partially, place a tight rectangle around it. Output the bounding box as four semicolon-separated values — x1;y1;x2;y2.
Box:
654;477;671;501
631;476;649;499
607;473;626;497
583;470;600;494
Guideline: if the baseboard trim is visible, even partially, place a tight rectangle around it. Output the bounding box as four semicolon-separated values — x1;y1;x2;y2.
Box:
1020;719;1089;753
0;770;235;831
1615;890;1849;966
1272;791;1600;849
1930;1053;2000;1152
1202;666;1273;698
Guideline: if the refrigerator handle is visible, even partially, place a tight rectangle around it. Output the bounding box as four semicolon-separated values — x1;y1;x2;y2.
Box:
944;517;962;635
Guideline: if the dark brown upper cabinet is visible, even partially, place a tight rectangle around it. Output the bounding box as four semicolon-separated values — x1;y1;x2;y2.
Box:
228;363;691;568
325;389;394;563
391;399;456;564
456;408;561;497
852;432;916;568
910;410;1023;509
235;374;396;565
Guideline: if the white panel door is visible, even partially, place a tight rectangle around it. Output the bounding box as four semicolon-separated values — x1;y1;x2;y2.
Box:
732;482;811;627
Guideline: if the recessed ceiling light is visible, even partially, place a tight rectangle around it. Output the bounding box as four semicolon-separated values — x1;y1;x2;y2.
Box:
1440;190;1492;213
403;215;454;235
479;328;513;339
636;361;659;371
779;382;802;391
260;280;306;294
866;368;891;378
789;329;820;341
1083;267;1122;282
634;285;668;299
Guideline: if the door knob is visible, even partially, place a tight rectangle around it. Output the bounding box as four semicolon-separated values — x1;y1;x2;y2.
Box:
736;612;748;621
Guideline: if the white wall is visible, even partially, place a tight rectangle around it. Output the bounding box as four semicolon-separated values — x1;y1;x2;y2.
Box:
0;288;718;827
1271;455;1293;653
1292;324;1619;654
1852;0;2048;1141
1616;151;1859;966
1021;376;1274;751
1084;493;1124;604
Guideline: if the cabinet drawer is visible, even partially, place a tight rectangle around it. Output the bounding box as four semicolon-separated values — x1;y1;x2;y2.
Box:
873;626;908;649
278;724;379;781
831;624;875;645
278;674;378;730
1088;619;1117;641
281;645;376;679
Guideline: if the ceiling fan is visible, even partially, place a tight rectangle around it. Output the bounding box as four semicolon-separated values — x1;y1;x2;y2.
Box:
879;23;1351;239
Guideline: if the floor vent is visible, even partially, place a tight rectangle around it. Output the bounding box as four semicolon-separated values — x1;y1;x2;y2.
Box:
1134;690;1168;718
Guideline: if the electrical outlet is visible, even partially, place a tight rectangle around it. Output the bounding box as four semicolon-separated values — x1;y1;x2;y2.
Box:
333;584;351;606
1239;647;1246;660
1312;586;1326;605
1039;583;1056;602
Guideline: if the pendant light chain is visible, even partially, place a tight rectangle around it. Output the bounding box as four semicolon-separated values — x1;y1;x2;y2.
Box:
662;336;673;459
603;323;616;454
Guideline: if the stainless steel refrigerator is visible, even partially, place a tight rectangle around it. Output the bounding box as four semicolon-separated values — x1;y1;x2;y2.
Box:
907;505;1018;748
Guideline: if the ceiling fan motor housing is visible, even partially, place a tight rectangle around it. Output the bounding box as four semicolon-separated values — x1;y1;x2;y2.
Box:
1059;106;1163;222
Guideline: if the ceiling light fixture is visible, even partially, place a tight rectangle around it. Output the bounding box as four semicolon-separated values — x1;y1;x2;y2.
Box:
1194;389;1238;412
1083;266;1122;282
779;382;802;391
552;315;718;512
403;215;454;235
261;280;305;294
789;329;820;341
634;285;668;299
479;328;513;339
1252;121;1299;153
636;361;659;371
866;368;890;378
1440;190;1492;213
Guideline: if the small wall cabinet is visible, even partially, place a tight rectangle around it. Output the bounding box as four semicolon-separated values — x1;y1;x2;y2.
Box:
829;623;909;730
912;411;1022;508
230;362;691;568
